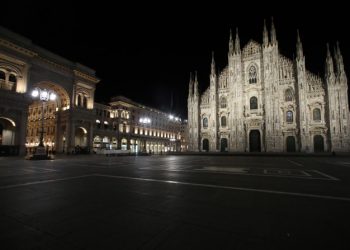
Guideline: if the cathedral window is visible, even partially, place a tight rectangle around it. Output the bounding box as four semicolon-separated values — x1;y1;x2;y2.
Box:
249;66;257;84
221;116;227;127
250;97;258;110
203;118;208;128
286;111;293;123
313;108;321;121
220;97;227;108
285;88;294;102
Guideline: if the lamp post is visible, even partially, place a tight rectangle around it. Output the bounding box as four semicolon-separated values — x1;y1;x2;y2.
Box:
31;87;56;159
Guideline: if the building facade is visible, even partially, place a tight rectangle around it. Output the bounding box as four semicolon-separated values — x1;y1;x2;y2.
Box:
93;96;183;154
0;27;185;156
188;20;350;153
0;26;99;155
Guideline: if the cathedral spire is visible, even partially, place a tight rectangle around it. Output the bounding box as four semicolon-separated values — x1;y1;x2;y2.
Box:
234;28;240;54
211;51;216;75
270;17;277;45
296;29;304;60
194;71;199;96
188;72;193;98
336;41;345;72
325;43;334;79
263;19;269;47
229;29;234;56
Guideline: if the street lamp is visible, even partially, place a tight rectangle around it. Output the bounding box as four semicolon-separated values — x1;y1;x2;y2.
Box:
31;87;56;159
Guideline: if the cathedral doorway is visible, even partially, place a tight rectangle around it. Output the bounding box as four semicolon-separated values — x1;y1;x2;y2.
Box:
220;138;228;152
202;139;209;152
314;135;324;152
286;136;296;152
249;130;261;152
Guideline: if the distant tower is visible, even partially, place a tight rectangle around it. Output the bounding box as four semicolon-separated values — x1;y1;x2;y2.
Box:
263;18;282;152
228;28;245;151
295;30;310;152
209;52;218;151
326;43;350;151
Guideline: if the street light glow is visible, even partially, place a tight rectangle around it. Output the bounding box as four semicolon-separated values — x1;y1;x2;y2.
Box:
41;90;48;99
31;89;39;97
49;93;57;101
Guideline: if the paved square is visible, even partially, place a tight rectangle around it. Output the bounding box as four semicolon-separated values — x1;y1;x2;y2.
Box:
1;155;350;249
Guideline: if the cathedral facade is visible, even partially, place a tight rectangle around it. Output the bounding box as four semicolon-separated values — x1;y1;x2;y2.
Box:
187;20;350;153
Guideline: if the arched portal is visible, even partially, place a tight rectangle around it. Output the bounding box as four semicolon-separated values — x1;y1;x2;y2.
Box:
314;135;324;152
26;82;70;153
0;117;16;145
249;130;261;152
75;127;87;147
286;136;296;152
202;139;209;152
220;138;228;152
0;117;17;156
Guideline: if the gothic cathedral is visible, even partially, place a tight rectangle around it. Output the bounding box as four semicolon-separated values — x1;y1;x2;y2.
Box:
187;19;350;153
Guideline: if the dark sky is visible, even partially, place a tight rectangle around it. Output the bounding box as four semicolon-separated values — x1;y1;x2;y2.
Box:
1;2;349;118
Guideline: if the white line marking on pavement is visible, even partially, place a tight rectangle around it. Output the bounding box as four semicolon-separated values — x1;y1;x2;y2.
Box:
26;167;58;172
137;167;337;181
95;174;350;202
287;159;303;167
312;170;339;181
0;175;94;190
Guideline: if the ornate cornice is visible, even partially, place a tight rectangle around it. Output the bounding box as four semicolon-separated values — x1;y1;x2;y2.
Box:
0;38;37;57
74;70;100;84
37;56;71;74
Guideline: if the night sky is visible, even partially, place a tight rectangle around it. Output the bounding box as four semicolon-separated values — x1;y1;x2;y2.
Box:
1;2;349;118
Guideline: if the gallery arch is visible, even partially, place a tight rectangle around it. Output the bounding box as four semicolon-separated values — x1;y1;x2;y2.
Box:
26;82;71;153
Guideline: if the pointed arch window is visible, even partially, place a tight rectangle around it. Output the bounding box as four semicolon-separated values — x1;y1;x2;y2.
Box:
249;66;257;84
286;111;293;123
203;118;208;128
221;116;227;127
313;108;321;121
285;88;294;102
220;97;227;108
250;97;258;110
